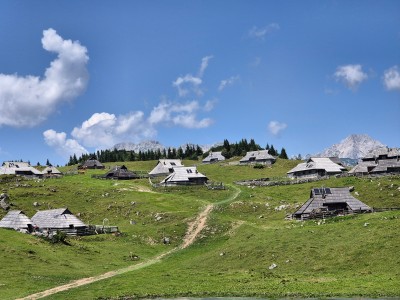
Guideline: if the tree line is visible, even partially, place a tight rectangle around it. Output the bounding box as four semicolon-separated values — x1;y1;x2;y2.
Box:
67;138;288;166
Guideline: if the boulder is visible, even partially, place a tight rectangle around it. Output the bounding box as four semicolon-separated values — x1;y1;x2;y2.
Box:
0;193;10;211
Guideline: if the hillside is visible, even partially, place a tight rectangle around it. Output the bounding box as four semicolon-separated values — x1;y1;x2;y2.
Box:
0;159;399;299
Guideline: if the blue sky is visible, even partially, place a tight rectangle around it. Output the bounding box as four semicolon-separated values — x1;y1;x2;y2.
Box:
0;0;399;166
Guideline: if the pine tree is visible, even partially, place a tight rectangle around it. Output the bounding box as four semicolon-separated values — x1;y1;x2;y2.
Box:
279;147;288;159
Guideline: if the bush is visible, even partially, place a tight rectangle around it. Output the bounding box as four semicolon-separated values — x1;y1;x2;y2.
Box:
253;164;264;169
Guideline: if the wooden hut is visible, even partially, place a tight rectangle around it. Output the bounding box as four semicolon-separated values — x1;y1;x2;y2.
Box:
349;147;400;175
0;161;43;178
292;187;372;220
0;210;34;232
239;150;276;165
31;208;87;235
148;159;184;177
287;157;346;179
79;157;105;169
160;166;208;186
42;166;63;177
102;165;139;180
202;152;225;164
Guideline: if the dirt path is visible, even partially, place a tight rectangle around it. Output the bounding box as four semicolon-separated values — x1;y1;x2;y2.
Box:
18;186;241;300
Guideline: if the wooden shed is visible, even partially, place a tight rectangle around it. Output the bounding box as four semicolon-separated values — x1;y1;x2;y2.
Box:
79;157;105;169
292;187;372;220
160;166;208;186
31;208;87;235
148;159;184;177
42;166;63;177
0;161;43;178
0;210;34;232
102;165;139;180
239;150;276;165
202;152;226;164
287;157;346;179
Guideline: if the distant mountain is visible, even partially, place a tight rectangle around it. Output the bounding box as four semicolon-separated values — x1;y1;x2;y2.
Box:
316;134;386;159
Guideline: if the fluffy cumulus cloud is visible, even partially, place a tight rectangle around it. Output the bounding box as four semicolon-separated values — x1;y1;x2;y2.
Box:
334;64;367;90
383;65;400;91
173;56;212;97
268;121;287;136
0;28;89;127
71;111;154;149
248;23;280;40
218;75;240;91
148;101;213;129
45;99;214;156
43;129;88;159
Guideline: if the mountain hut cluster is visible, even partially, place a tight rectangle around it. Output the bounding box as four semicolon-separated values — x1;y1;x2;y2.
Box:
1;146;399;236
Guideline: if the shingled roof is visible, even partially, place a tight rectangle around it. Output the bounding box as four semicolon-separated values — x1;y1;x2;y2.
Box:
0;161;43;176
293;187;371;219
148;159;184;177
103;165;139;180
287;157;346;177
80;158;105;169
202;152;225;164
160;166;208;185
0;210;33;230
32;208;86;229
239;150;276;164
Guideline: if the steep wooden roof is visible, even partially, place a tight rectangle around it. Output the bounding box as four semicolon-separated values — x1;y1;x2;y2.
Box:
202;152;225;163
0;210;33;230
32;208;86;229
239;150;275;163
287;157;346;175
103;165;139;179
160;167;208;184
293;187;371;217
148;159;184;176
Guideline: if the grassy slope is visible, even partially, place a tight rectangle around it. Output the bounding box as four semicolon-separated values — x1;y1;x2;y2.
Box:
0;159;399;299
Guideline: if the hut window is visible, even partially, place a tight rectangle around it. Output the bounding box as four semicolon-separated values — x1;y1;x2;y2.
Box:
69;224;74;229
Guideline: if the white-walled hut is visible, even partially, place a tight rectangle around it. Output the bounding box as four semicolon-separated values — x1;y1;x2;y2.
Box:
0;161;43;178
239;150;276;165
287;157;346;179
32;208;87;235
102;165;139;180
0;210;34;232
160;166;208;186
148;159;184;177
293;187;372;220
202;152;225;164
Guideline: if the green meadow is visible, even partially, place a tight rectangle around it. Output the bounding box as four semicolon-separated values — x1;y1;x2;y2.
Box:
0;159;399;299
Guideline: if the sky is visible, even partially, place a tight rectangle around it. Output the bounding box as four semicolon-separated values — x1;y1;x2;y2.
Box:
0;0;399;166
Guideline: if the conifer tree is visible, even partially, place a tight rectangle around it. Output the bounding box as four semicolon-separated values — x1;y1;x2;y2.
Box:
279;147;288;159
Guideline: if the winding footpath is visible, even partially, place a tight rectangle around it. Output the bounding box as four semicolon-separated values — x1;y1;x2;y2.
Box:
18;185;241;300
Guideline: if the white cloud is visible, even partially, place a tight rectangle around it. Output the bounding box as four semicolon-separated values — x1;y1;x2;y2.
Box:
148;100;213;129
172;56;212;97
249;23;280;40
268;121;287;136
71;111;154;149
218;75;240;91
204;99;216;112
383;65;400;91
198;55;213;77
334;64;368;90
43;129;88;158
172;74;202;97
0;28;89;127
